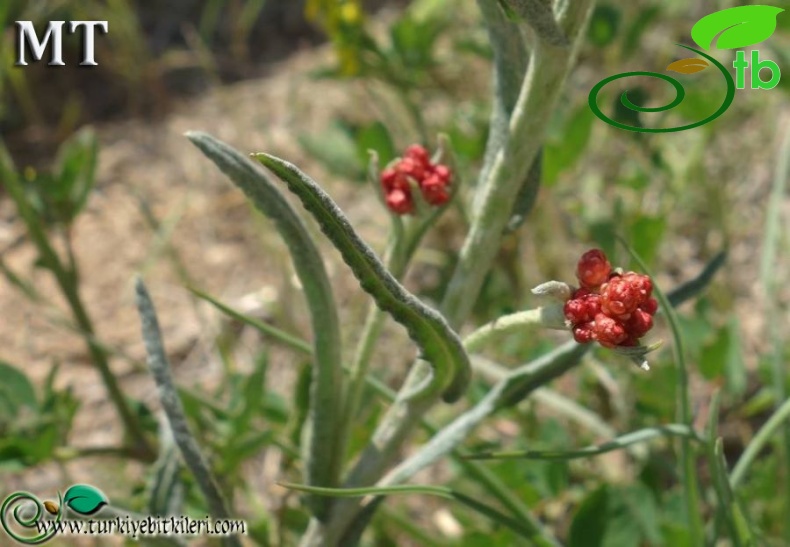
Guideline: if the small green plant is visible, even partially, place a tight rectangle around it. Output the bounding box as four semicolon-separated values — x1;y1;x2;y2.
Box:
0;128;155;462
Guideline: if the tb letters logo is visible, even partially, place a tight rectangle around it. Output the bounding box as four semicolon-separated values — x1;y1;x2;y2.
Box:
589;5;784;133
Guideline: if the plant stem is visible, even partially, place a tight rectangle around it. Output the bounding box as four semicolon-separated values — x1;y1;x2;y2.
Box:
623;241;704;546
441;0;594;329
338;359;554;543
462;305;566;353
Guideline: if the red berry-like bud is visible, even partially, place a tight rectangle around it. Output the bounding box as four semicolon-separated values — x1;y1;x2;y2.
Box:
593;313;628;348
625;308;654;339
623;272;653;300
564;293;602;324
573;287;593;299
398;156;426;181
432;164;452;183
576;249;612;289
385;188;414;215
573;322;595;344
405;144;430;165
640;297;658;316
601;276;641;318
380;167;398;191
420;175;450;206
564;298;587;325
585;293;602;317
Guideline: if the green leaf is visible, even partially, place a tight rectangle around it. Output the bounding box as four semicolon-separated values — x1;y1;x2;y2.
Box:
355;121;396;169
629;215;665;267
279;482;540;540
53;127;98;223
602;484;661;547
691;5;784;50
543;105;594;186
665;251;726;307
298;122;363;180
390;13;443;69
569;486;608;547
0;360;38;418
709;437;757;546
464;425;698;460
186;132;343;519
188;286;311;355
699;319;746;395
63;484;109;515
587;5;621;46
254;152;471;403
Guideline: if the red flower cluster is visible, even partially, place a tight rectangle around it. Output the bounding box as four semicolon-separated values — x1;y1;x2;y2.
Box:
564;249;658;348
380;145;452;215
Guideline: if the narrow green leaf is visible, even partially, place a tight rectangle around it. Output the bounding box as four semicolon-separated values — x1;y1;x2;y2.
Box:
254;152;471;403
356;121;396;169
53;127;98;222
186;132;343;518
620;239;704;546
188;286;312;356
709;436;755;546
691;6;784;50
731;395;790;488
465;424;699;460
298;122;363;180
279;482;540;540
666;251;726;307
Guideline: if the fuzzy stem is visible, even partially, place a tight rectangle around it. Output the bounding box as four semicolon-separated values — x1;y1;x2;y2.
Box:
301;2;595;543
442;0;594;329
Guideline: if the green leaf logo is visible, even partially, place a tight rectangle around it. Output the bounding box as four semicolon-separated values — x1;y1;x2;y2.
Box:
691;5;784;50
63;485;108;515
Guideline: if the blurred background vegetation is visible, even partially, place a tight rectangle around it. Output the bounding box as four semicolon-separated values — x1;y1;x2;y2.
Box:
1;0;790;545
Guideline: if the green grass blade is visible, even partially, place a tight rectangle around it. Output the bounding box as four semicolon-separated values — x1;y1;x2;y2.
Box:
465;424;699;460
255;152;471;403
279;482;542;541
620;238;704;546
731;395;790;488
666;250;727;307
706;392;756;546
186;132;343;518
188;286;312;356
